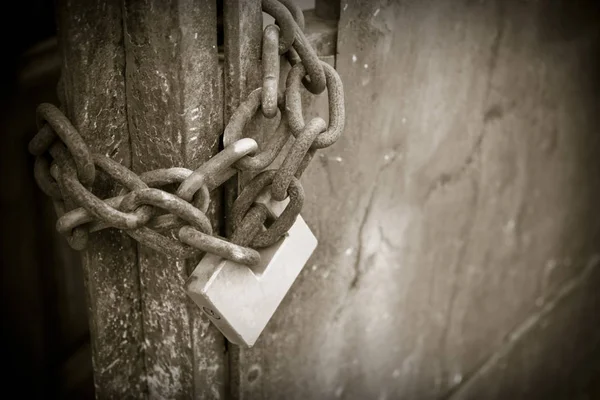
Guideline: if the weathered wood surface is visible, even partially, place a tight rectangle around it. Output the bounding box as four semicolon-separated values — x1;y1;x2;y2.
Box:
57;0;146;396
222;0;263;398
233;0;600;399
123;0;225;398
222;0;263;236
223;0;262;123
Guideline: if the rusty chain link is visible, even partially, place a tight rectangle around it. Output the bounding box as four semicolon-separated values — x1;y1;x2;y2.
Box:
29;0;345;266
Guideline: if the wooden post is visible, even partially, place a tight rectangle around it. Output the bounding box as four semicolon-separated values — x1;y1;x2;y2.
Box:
222;0;262;398
59;0;226;397
123;0;226;398
57;0;146;396
222;0;263;236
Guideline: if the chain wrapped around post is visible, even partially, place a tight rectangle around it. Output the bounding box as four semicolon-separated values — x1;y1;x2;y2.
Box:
28;0;345;267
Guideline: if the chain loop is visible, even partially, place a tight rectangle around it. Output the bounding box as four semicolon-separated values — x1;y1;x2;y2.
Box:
271;117;326;201
58;167;209;235
135;170;210;232
262;24;280;119
119;188;212;235
224;90;291;171
177;138;258;201
291;30;326;94
57;195;121;235
230;204;270;247
34;155;62;198
273;0;304;74
50;163;89;250
294;148;316;180
262;0;297;54
269;0;303;62
278;0;305;30
262;0;325;94
286;61;345;148
121;189;215;260
225;92;284;166
231;170;304;248
31;104;96;187
179;226;261;266
50;143;153;231
128;227;201;259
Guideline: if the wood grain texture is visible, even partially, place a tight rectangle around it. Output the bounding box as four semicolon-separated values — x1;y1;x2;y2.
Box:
222;0;263;398
123;0;225;398
222;0;263;237
57;0;146;396
223;0;262;123
232;0;600;398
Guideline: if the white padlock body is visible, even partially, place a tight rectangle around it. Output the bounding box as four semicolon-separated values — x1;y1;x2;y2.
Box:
185;212;317;347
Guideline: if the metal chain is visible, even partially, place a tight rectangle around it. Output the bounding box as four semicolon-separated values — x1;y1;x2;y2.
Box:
29;0;345;266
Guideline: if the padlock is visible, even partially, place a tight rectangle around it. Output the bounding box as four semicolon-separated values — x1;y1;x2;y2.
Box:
185;197;317;347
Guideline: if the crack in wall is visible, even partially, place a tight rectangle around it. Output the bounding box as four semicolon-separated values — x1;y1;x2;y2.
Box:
432;5;507;392
348;174;380;289
349;152;399;290
422;1;506;206
331;152;400;322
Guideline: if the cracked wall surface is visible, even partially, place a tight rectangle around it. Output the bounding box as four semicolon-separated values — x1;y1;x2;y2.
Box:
232;1;600;399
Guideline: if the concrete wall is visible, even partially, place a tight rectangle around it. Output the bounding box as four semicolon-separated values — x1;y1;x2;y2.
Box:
233;1;600;399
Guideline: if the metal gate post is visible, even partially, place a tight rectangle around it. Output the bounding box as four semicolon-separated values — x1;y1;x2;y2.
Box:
58;0;225;397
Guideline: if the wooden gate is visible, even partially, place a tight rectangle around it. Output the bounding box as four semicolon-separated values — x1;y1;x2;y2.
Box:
50;0;600;398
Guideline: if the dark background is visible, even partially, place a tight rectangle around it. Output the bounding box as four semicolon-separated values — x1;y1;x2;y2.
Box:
1;1;94;398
